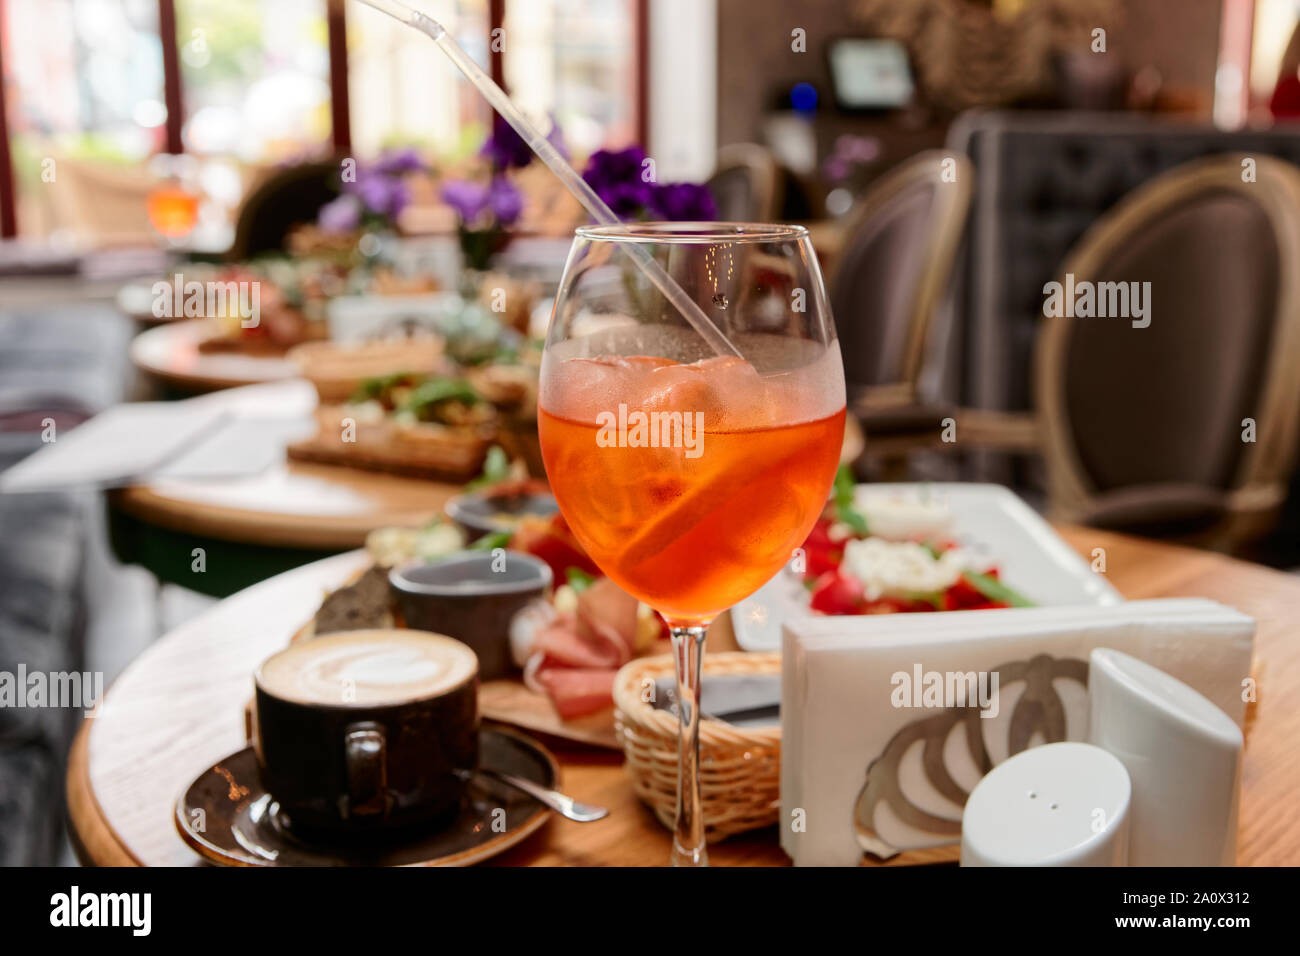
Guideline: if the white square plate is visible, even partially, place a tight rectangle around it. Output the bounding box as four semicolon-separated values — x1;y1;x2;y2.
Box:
730;483;1121;652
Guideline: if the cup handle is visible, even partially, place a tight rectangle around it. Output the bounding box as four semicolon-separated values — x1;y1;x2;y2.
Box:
344;722;388;818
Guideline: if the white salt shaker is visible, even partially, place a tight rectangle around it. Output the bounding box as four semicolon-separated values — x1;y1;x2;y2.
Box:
961;742;1131;866
1088;647;1243;866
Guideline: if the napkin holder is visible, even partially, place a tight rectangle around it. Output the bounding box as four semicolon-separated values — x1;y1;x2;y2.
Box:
780;599;1254;867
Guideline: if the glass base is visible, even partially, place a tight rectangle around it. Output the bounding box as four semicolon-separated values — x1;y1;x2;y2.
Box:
671;840;709;867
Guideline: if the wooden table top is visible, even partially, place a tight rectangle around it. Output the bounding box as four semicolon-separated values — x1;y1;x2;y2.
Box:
112;460;458;551
105;379;461;552
66;527;1300;867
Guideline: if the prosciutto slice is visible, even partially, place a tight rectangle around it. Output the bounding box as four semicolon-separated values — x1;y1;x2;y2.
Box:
516;577;644;722
534;666;618;720
575;577;639;665
531;615;623;669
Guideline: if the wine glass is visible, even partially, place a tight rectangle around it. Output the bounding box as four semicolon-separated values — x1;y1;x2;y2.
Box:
537;222;845;866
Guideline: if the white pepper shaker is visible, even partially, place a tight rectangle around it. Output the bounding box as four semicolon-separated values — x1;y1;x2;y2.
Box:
1088;647;1243;866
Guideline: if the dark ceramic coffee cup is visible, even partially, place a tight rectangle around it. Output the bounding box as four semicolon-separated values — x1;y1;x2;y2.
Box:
252;629;479;838
389;551;553;681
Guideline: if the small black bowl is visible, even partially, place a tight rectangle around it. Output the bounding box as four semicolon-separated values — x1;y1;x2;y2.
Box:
444;486;558;541
390;551;553;680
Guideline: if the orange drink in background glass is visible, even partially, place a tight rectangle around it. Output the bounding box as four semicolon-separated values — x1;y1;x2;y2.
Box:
537;223;845;866
146;184;201;239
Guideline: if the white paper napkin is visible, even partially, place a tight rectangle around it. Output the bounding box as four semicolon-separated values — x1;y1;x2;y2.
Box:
0;379;318;492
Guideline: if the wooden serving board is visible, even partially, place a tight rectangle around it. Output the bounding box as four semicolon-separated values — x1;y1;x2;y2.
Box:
285;432;487;482
479;679;620;749
476;618;742;750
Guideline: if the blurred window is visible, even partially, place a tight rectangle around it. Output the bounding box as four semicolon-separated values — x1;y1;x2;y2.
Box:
3;0;164;238
0;0;645;239
175;0;331;161
503;0;638;155
347;0;490;159
1252;0;1300;105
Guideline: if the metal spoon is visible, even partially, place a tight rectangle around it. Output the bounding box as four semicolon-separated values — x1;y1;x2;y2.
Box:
458;768;609;822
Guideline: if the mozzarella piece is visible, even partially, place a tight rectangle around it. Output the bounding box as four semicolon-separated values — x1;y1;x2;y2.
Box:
851;491;952;542
841;537;989;602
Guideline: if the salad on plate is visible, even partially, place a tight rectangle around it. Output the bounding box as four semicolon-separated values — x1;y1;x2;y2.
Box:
798;468;1034;616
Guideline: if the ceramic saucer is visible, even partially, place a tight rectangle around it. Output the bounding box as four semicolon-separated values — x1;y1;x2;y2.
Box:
175;726;557;866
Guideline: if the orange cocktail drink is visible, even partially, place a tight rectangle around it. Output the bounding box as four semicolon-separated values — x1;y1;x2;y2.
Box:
539;353;845;625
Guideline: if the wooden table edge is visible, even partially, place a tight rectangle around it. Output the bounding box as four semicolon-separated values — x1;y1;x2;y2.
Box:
66;717;146;867
109;486;388;551
130;320;295;394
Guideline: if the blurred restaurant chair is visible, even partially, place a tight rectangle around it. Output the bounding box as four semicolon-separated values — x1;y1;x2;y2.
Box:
33;156;158;247
0;303;133;864
945;110;1300;486
1036;154;1300;551
228;159;342;260
707;143;783;222
828;151;972;459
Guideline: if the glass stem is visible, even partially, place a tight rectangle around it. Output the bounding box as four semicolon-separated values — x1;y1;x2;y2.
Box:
669;624;708;867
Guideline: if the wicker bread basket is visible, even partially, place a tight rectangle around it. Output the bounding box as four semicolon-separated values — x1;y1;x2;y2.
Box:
613;651;781;842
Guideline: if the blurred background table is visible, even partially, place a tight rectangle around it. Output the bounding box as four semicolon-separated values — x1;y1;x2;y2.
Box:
109;461;458;597
66;527;1300;867
129;319;300;394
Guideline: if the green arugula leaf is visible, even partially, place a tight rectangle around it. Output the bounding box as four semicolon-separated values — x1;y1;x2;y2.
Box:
565;567;597;593
831;464;869;535
905;590;945;610
469;530;512;551
351;371;413;404
832;463;855;510
466;445;510;490
963;571;1034;608
400;378;481;416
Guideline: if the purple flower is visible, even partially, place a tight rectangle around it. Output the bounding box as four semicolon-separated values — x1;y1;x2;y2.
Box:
372;147;426;176
650;182;718;221
317;194;362;233
481;116;534;172
480;114;567;172
546;118;569;161
486;175;523;226
583;146;655;217
441;179;490;224
351;173;410;220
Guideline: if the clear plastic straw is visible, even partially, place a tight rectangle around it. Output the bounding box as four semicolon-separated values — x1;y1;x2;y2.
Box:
352;0;741;359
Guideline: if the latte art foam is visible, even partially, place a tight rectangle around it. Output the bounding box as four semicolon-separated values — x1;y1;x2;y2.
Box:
258;630;477;706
